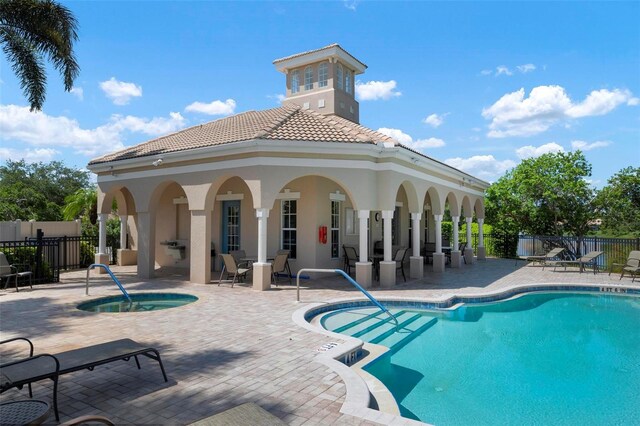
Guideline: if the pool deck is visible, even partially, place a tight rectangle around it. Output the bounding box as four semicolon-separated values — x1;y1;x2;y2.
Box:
0;258;636;425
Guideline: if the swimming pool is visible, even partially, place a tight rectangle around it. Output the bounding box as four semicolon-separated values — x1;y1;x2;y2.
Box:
320;292;640;425
77;293;198;312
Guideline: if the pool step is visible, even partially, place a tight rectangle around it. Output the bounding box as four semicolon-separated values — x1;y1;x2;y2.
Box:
351;311;410;339
378;316;438;353
333;309;393;334
369;313;425;345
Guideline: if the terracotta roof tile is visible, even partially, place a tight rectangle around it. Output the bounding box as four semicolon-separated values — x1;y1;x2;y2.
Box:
89;105;400;165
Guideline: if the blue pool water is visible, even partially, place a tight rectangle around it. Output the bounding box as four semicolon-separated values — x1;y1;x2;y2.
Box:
321;292;640;425
77;293;198;312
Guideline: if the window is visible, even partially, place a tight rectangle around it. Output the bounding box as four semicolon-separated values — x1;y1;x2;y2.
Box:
281;200;297;259
304;66;313;90
318;62;328;88
291;70;300;94
337;64;344;90
345;70;352;94
331;201;340;259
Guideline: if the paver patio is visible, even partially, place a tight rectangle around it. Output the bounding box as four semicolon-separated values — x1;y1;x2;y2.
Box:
0;259;635;425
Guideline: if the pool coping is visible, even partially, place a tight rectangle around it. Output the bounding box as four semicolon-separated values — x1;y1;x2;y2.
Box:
291;281;638;426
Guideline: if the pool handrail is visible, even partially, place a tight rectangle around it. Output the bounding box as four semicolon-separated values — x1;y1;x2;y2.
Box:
296;268;398;329
86;264;132;303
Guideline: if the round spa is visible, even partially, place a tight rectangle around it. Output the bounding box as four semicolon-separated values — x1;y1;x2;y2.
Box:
77;293;198;313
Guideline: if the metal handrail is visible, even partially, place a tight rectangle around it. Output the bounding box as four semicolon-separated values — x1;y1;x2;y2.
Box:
86;263;131;302
296;268;398;329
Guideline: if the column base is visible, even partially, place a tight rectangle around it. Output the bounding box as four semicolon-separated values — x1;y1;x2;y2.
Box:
252;262;271;291
355;262;372;288
464;248;475;264
117;249;137;266
94;254;110;274
432;253;445;273
379;261;396;287
450;251;462;268
477;246;486;260
410;256;423;279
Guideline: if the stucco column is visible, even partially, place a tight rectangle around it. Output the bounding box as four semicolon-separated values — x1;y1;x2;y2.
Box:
253;208;271;291
94;213;109;274
477;218;486;260
464;216;474;264
356;210;372;288
119;215;127;249
380;210;396;287
410;212;423;279
450;216;462;268
136;211;155;279
189;209;211;284
433;214;445;273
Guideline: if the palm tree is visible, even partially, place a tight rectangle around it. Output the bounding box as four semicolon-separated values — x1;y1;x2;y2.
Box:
63;187;96;224
0;0;79;111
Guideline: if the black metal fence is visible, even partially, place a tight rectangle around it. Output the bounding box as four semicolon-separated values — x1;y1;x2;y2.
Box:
1;233;119;286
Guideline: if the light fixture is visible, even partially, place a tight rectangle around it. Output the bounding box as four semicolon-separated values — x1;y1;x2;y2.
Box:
152;158;163;167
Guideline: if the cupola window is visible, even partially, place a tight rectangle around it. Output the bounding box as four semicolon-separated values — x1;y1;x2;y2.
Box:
291;70;300;94
318;62;328;88
304;66;313;90
337;63;344;90
345;70;352;94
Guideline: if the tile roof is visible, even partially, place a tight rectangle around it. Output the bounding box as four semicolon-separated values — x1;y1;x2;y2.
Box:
88;105;399;165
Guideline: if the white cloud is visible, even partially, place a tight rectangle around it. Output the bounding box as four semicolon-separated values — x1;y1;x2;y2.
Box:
517;64;536;73
570;140;612;151
495;66;513;76
423;113;448;128
268;94;286;104
0;147;59;163
445;155;516;182
480;69;493;76
515;142;565;159
343;0;359;10
185;99;236;116
70;86;83;101
99;77;142;105
355;80;401;101
377;127;445;151
482;85;638;138
0;104;187;157
566;89;637;117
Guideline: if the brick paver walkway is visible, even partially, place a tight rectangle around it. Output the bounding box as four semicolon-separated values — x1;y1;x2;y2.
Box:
0;259;635;425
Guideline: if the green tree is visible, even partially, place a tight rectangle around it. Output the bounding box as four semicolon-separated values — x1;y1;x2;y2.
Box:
0;0;79;111
0;160;90;220
63;186;97;224
486;151;595;239
594;166;640;237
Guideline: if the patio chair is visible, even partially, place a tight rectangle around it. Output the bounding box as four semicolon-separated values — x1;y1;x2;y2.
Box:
61;415;115;426
0;337;168;422
394;247;409;282
519;247;565;268
552;251;603;275
342;245;358;275
229;249;247;265
0;252;33;292
446;242;467;264
219;254;251;287
276;249;292;278
271;252;291;285
609;250;640;282
423;242;436;264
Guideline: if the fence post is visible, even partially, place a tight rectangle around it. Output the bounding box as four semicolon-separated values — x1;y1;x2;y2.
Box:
63;235;68;270
35;229;43;282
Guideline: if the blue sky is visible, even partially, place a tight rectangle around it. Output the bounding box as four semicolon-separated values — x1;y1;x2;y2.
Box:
1;1;638;186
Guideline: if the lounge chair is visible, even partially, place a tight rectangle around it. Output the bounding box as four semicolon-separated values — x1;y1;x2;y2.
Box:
0;252;33;292
518;247;565;268
219;254;251;287
271;252;291;285
552;251;603;275
276;249;292;278
0;337;168;421
609;250;640;282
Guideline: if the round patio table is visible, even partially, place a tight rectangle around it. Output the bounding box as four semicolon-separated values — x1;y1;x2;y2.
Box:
0;399;50;425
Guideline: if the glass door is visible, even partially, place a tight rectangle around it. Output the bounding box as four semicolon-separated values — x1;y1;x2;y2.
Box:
221;200;240;253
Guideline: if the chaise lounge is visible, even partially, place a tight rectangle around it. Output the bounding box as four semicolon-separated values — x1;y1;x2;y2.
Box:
552;250;603;275
609;250;640;282
519;247;565;268
0;337;168;421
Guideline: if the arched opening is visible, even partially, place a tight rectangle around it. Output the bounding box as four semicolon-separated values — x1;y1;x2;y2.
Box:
150;181;190;273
